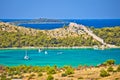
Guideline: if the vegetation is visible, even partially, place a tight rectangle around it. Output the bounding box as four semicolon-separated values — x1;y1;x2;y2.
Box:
47;67;56;74
78;77;84;79
47;75;54;80
117;65;120;72
102;59;115;66
100;69;110;77
61;73;67;77
0;30;100;48
107;66;114;72
0;22;120;48
0;59;120;80
38;72;43;77
106;59;115;65
93;27;120;46
64;66;74;75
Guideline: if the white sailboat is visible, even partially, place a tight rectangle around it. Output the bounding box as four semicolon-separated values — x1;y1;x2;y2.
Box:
57;52;63;54
38;49;42;53
93;45;99;50
45;51;48;54
24;50;29;60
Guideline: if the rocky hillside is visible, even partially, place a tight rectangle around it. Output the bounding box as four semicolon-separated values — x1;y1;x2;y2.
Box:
0;22;119;47
0;22;43;36
0;22;86;38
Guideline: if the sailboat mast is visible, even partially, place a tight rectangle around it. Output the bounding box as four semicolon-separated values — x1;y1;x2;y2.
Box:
26;50;27;56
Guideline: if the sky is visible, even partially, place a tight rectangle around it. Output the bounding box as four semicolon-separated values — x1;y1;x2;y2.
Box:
0;0;120;19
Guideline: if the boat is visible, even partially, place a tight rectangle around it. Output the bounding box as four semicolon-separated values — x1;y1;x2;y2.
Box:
45;51;48;54
38;49;42;53
93;45;99;50
57;52;63;54
24;51;29;60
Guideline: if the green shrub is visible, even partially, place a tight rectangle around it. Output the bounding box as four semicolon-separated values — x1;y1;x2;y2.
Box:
102;62;108;66
78;77;84;79
61;73;67;77
1;75;6;80
115;78;119;80
19;75;24;79
68;75;74;77
6;78;11;80
47;68;56;74
65;67;74;75
102;59;115;66
38;72;43;77
47;75;54;80
117;65;120;72
106;59;115;65
30;74;36;77
107;66;114;72
100;69;110;77
28;73;36;79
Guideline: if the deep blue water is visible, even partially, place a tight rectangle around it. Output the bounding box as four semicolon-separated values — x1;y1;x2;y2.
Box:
19;23;69;30
63;19;120;28
0;48;120;67
0;19;120;30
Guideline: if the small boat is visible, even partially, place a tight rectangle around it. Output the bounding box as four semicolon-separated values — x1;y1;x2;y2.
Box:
24;51;29;60
38;49;42;53
45;51;48;54
93;45;99;50
57;52;63;54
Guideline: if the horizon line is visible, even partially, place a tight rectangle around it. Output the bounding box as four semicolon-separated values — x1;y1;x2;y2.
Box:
0;18;120;20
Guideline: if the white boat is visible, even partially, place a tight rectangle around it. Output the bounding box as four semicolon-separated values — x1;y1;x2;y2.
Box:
57;52;63;54
45;51;48;54
24;51;29;60
38;49;42;53
93;45;99;50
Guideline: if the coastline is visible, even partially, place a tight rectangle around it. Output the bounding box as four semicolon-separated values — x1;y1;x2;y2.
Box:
0;46;120;50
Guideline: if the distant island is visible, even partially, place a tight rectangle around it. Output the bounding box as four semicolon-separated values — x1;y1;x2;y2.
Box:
0;21;120;48
7;18;67;26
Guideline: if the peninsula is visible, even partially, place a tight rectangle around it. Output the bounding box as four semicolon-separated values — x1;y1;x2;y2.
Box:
0;22;120;48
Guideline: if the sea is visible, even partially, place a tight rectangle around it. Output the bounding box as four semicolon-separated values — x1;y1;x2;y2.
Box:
0;19;120;30
0;19;120;67
0;48;120;67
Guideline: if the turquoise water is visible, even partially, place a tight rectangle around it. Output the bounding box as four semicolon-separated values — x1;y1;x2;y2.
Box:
0;48;120;67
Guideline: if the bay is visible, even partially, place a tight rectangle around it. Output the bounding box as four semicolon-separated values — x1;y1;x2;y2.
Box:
0;48;120;67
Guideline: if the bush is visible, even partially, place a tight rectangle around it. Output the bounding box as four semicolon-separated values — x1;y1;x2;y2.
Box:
1;75;6;80
61;73;67;77
78;77;84;79
106;59;115;65
117;65;120;72
47;68;56;74
102;59;115;66
47;75;54;80
65;67;74;75
115;78;119;80
100;69;110;77
30;74;36;77
38;72;43;77
107;66;114;72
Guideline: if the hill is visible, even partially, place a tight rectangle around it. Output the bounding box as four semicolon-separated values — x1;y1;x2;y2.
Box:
0;22;120;48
